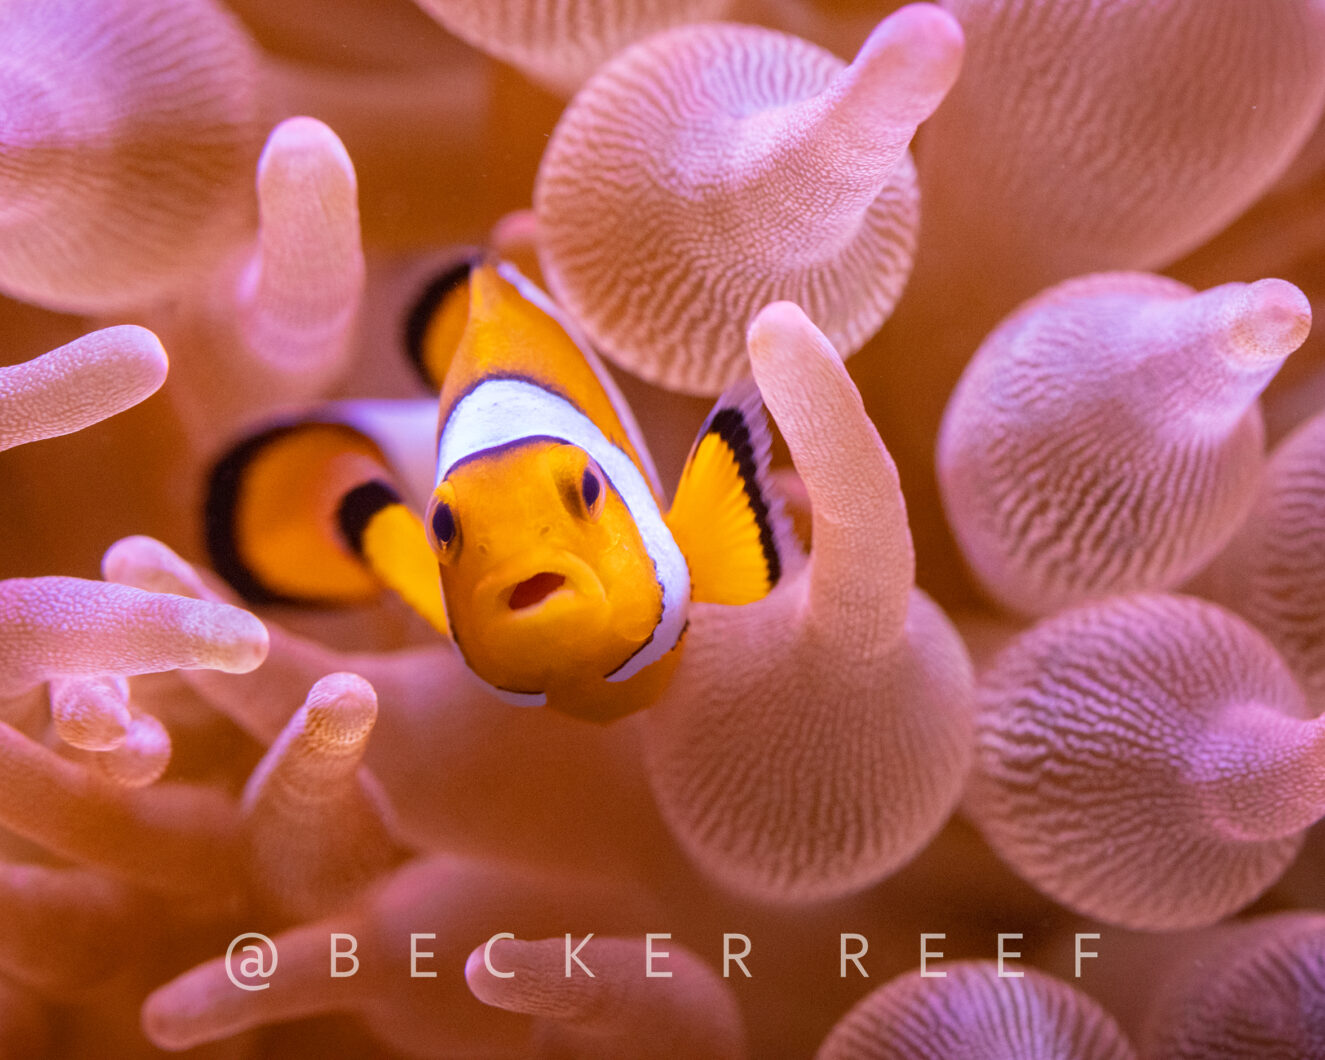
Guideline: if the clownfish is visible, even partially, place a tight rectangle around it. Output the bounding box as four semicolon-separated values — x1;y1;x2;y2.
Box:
205;258;791;722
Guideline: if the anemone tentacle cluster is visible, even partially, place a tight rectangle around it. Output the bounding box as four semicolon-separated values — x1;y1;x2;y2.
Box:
5;0;1325;1056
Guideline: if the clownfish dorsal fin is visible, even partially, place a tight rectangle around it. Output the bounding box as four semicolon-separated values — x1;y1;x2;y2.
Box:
403;254;482;393
205;416;448;637
435;260;663;497
665;379;793;605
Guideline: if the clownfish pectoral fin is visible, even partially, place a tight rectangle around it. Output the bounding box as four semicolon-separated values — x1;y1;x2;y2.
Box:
665;379;793;606
402;254;481;392
204;419;448;637
337;481;449;637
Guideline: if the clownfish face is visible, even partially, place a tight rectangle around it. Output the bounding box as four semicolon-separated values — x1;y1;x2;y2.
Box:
426;438;664;698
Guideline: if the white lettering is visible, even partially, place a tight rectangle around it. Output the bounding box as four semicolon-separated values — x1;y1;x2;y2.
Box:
1075;934;1100;978
330;933;358;978
997;934;1023;978
565;933;595;977
840;934;869;978
410;934;436;978
723;934;752;979
920;934;946;978
483;933;515;979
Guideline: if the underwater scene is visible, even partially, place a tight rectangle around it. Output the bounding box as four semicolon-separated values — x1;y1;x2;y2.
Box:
2;0;1325;1056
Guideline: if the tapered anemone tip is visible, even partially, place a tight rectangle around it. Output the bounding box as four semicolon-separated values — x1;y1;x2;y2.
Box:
102;324;169;393
210;611;270;674
98;711;171;788
463;944;508;1007
140;995;191;1052
855;3;965;118
1232;278;1311;363
238;115;363;383
259;116;357;192
749;300;819;349
303;672;378;745
50;676;132;751
747;301;842;375
101;535;216;601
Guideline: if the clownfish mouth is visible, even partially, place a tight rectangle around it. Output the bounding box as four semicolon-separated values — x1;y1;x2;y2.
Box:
476;553;607;624
507;572;567;611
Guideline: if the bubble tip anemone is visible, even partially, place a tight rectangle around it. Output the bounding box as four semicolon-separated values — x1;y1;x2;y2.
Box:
1232;276;1312;364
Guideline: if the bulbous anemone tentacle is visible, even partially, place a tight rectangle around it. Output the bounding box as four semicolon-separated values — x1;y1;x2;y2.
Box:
1141;912;1325;1059
409;0;734;95
969;593;1325;930
242;672;408;920
153;117;366;448
466;935;748;1059
0;0;263;312
234;116;365;387
817;961;1136;1060
141;856;659;1055
920;0;1325;314
645;303;973;904
857;0;1325;603
48;676;132;752
535;5;964;394
1201;408;1325;703
938;273;1309;617
0;578;267;698
87;708;172;789
0;326;168;452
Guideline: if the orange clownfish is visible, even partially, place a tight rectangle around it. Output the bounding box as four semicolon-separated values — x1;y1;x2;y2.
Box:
205;259;791;722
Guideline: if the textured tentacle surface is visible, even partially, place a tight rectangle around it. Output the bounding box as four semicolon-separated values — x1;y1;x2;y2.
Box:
535;5;963;394
242;671;407;920
817;961;1136;1060
0;0;263;312
0;577;267;698
920;0;1325;312
645;303;972;903
855;0;1325;602
411;0;734;94
0;326;168;452
969;593;1323;930
466;935;748;1058
1201;408;1325;703
1141;912;1325;1059
938;273;1308;616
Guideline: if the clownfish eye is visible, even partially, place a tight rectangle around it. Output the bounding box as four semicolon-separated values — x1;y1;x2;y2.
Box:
430;501;457;550
579;463;605;521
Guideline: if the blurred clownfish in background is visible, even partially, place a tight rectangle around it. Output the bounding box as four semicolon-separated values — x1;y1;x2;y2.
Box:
205;258;792;722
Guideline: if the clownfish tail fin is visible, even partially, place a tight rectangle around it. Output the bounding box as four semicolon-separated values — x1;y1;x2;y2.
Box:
402;252;484;392
204;418;448;636
665;377;794;605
